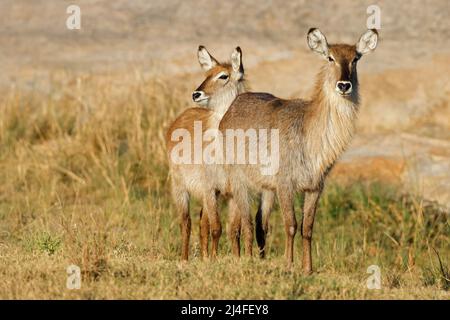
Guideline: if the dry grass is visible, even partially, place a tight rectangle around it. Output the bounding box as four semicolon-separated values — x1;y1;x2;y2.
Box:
0;74;448;299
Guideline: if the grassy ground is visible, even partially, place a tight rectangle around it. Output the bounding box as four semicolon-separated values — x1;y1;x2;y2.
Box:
0;75;448;299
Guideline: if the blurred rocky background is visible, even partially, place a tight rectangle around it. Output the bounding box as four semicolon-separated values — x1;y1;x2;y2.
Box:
0;0;449;208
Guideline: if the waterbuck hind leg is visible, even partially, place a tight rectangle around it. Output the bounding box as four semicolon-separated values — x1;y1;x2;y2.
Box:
203;191;222;258
301;188;322;274
255;191;275;258
255;205;265;258
227;199;241;257
277;189;297;265
199;208;209;258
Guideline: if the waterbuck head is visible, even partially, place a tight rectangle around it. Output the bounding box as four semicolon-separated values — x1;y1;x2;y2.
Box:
307;28;378;99
192;46;245;115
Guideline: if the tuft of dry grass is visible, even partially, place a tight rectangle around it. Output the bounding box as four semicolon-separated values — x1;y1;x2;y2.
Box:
0;74;448;299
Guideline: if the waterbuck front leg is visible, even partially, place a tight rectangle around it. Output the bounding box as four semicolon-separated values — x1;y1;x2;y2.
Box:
301;187;323;274
227;199;241;257
231;185;253;257
203;190;222;258
255;190;275;258
241;200;254;257
174;189;191;260
277;188;297;265
199;208;209;258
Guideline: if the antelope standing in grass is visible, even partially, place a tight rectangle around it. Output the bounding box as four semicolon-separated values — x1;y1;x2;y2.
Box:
219;29;378;273
166;46;275;259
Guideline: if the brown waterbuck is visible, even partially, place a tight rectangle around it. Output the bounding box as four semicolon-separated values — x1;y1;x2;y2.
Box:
166;46;274;259
218;29;379;273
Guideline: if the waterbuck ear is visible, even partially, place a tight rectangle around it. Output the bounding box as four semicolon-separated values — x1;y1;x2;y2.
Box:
231;46;244;77
307;28;329;57
197;46;218;71
356;29;378;55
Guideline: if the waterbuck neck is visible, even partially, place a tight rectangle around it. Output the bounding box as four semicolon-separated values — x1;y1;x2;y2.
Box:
302;66;360;178
209;80;247;119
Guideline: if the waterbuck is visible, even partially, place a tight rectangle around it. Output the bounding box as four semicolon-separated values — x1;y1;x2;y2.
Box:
218;29;378;273
166;46;274;259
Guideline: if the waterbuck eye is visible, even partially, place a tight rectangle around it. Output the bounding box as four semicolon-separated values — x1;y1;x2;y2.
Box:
219;74;229;80
328;56;335;62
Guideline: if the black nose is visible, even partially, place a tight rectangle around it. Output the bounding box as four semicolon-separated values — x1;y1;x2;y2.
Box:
192;92;202;101
337;82;352;93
